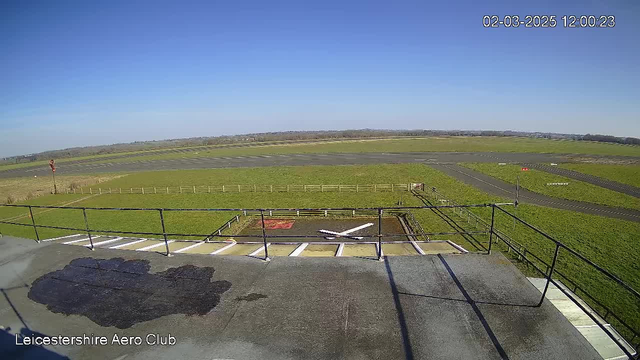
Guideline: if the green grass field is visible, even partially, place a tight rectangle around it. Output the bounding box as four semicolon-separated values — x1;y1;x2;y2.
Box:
559;163;640;188
3;136;636;172
1;163;638;343
80;137;640;165
461;163;640;210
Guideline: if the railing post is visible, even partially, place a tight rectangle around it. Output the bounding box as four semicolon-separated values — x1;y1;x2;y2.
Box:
260;210;270;261
377;208;383;261
28;206;40;243
82;208;94;250
538;243;560;307
488;205;496;254
159;209;171;257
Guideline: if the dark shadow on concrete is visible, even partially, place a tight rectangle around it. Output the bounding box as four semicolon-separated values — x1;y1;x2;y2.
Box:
27;257;232;329
437;254;510;360
398;292;538;308
1;286;70;360
384;258;414;360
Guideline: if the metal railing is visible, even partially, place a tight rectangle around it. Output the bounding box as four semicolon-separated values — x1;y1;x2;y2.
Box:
417;188;639;358
0;202;491;259
488;205;639;359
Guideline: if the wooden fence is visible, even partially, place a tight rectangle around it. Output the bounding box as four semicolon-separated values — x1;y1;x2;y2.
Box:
66;183;423;195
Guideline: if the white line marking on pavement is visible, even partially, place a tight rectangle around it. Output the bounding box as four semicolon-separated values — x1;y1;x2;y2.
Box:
289;243;308;256
174;242;205;253
336;243;345;257
411;241;426;255
87;237;123;247
110;239;146;249
447;241;469;253
211;242;236;255
249;244;270;257
63;237;95;244
136;241;173;251
42;234;83;242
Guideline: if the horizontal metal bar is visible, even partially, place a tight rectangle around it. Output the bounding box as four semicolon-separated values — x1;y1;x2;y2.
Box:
0;203;494;212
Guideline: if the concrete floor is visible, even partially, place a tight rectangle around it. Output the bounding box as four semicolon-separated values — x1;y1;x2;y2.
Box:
1;236;602;359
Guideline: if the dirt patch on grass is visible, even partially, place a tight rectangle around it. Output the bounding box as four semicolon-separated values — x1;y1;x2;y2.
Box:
0;174;127;203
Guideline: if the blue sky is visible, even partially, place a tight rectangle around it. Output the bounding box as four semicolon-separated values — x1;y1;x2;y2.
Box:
1;0;639;157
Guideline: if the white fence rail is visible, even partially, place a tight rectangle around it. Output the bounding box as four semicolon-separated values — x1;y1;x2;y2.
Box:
67;183;424;195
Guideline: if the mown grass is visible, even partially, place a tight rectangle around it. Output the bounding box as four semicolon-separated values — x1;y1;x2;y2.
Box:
1;163;638;344
559;163;640;188
461;163;640;210
67;136;640;166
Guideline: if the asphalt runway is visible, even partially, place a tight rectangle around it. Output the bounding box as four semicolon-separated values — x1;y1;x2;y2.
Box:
0;151;603;178
431;164;640;223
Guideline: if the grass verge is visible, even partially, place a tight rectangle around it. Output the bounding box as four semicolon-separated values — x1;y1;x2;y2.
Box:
461;163;640;210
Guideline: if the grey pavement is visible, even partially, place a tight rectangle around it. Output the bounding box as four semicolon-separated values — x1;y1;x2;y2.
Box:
430;164;640;223
0;236;603;359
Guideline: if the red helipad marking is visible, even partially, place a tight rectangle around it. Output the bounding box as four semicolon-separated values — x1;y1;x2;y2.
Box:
254;219;295;230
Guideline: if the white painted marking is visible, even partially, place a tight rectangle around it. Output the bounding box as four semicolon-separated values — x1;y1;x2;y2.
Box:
87;237;123;247
411;241;426;255
63;237;95;245
136;241;173;251
249;244;270;257
446;240;469;253
289;243;308;256
211;242;236;255
42;233;83;242
174;242;205;253
336;243;345;257
109;238;146;249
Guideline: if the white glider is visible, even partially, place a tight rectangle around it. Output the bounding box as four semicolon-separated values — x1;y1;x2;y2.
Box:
318;223;374;240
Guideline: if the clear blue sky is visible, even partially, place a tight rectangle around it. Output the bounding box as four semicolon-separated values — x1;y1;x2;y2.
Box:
1;0;639;157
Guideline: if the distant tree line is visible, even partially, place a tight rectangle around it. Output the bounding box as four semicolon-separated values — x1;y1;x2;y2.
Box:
2;129;638;164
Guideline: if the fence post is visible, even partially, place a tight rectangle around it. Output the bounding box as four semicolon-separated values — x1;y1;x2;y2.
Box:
260;210;270;261
142;188;144;194
154;187;157;194
538;243;560;306
223;185;225;193
374;184;377;192
82;208;94;250
488;205;496;254
377;208;383;261
90;188;93;194
208;186;211;193
238;185;241;192
81;188;84;194
130;188;133;193
99;188;102;194
392;184;394;192
28;206;40;242
194;186;196;194
73;188;76;194
159;209;171;257
166;187;169;194
270;185;273;193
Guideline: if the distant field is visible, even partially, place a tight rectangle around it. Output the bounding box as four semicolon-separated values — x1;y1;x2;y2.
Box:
79;137;640;165
0;174;124;204
461;163;640;210
1;163;638;341
559;163;640;188
3;137;636;172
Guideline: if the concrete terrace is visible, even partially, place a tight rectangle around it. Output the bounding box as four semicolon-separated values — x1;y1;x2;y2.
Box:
0;236;602;360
